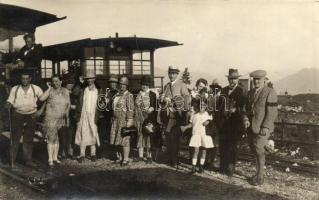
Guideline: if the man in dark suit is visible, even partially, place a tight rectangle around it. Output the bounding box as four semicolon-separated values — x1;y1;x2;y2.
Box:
243;70;278;186
216;68;246;176
16;33;43;70
8;33;43;85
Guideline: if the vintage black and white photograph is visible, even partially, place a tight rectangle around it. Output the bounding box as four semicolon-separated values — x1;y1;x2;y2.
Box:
0;0;318;199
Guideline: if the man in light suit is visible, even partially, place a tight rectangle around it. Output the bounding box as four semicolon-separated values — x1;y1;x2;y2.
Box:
243;70;278;186
160;66;190;167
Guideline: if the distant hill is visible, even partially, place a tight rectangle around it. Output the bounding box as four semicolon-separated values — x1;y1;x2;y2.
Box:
274;68;319;95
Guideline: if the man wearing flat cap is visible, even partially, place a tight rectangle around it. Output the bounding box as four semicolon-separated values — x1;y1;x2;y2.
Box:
243;70;278;186
216;68;246;176
160;66;190;167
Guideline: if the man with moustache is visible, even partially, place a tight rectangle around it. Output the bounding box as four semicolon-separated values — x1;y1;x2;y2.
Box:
216;68;246;176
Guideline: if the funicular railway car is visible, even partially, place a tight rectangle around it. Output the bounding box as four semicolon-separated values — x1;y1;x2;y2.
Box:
42;34;182;93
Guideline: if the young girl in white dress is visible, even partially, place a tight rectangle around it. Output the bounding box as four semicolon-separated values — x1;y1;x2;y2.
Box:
181;100;214;174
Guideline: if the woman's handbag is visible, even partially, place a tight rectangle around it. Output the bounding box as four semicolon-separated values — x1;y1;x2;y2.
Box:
143;122;155;135
121;126;137;137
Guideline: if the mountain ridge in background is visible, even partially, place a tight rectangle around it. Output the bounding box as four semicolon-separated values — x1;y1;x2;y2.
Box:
274;68;319;95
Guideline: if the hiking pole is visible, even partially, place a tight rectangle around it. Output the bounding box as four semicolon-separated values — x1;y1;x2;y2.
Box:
8;108;14;168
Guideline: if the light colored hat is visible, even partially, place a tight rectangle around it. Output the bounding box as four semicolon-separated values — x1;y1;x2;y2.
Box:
250;70;267;78
83;69;96;79
119;76;129;86
108;76;118;83
168;66;180;73
210;78;219;86
226;68;241;79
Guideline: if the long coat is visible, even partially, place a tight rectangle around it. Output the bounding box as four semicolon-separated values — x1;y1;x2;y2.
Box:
74;87;100;146
109;90;134;146
246;86;278;134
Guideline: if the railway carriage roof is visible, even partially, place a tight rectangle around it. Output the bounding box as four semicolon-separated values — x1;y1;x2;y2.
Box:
0;3;66;41
43;37;182;61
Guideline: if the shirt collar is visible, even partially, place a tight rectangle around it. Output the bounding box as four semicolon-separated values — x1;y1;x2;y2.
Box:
170;79;177;85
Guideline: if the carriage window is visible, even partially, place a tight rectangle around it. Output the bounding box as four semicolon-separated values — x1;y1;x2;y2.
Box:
41;60;53;78
83;47;106;75
109;60;129;75
132;50;151;75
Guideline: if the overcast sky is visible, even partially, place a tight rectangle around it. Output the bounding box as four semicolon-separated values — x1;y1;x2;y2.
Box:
1;0;318;85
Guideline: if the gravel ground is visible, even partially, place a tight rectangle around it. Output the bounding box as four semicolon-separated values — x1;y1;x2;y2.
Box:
0;140;318;200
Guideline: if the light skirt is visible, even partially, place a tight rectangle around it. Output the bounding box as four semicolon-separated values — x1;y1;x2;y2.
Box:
189;135;214;148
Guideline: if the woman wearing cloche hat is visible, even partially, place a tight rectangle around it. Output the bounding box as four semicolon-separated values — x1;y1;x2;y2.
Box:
109;76;135;166
134;76;159;164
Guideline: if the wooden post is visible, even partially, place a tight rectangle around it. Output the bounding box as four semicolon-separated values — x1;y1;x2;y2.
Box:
8;37;13;53
150;50;155;87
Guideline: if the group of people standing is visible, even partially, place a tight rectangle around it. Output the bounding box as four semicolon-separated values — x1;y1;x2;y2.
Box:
158;66;278;186
5;62;277;187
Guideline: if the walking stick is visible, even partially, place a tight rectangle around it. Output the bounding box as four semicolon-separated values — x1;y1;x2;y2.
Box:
8;108;14;168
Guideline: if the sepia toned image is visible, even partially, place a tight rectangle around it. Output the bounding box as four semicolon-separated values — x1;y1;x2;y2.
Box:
0;0;318;199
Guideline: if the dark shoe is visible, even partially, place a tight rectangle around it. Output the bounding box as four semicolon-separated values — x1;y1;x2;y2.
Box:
91;156;97;162
121;160;129;166
78;157;85;163
66;154;75;160
250;176;264;186
189;165;196;175
25;161;38;168
113;159;122;164
146;157;153;164
198;165;204;173
227;164;235;177
53;160;62;165
133;157;143;162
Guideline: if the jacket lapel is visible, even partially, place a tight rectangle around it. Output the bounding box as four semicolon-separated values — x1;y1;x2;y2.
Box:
253;86;266;104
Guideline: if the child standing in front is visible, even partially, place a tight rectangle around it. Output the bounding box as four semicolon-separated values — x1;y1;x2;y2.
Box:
181;100;214;174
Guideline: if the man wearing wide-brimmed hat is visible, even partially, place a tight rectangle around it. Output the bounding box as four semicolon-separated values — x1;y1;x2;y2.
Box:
215;68;246;176
243;70;278;186
75;70;100;163
160;66;190;167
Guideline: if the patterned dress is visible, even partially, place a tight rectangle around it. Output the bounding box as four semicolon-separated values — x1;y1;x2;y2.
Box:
44;87;70;144
109;90;134;147
135;90;152;148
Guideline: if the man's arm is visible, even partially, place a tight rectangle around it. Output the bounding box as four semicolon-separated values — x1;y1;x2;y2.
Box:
261;89;278;130
5;87;16;109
